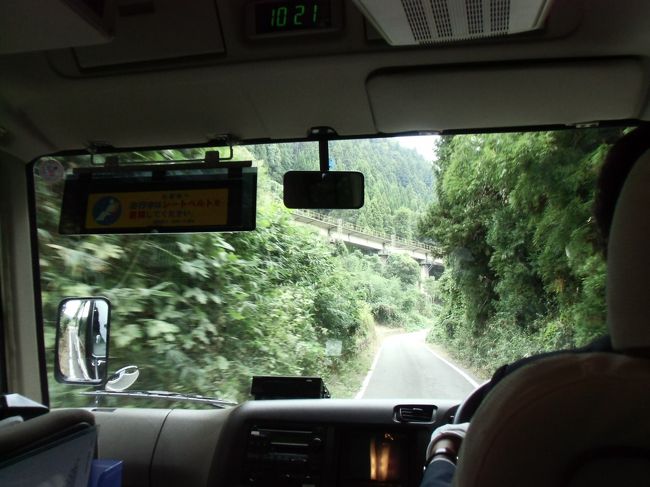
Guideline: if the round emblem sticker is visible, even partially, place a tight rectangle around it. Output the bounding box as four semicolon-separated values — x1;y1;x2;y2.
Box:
39;159;65;183
92;196;122;226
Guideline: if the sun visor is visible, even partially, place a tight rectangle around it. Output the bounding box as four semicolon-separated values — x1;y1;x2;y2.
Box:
367;60;645;132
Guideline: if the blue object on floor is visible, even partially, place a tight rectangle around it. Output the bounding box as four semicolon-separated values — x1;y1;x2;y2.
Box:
88;459;123;487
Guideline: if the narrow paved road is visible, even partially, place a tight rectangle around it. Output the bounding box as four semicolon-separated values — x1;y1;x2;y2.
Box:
359;331;478;400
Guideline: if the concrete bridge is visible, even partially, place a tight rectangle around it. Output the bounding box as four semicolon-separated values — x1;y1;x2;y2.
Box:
291;210;444;279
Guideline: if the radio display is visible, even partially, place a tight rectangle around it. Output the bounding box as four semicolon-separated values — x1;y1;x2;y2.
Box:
340;430;408;486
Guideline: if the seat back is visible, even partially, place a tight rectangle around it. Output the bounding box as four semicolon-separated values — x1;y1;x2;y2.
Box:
453;354;650;486
606;149;650;353
0;409;96;486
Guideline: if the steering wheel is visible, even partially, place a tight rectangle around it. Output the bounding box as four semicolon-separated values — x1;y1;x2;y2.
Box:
453;381;490;424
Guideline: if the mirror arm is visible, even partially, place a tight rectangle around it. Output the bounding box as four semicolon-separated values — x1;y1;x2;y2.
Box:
308;126;337;172
319;138;330;172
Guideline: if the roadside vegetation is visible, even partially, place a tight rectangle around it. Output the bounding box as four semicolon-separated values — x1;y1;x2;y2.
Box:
419;129;622;376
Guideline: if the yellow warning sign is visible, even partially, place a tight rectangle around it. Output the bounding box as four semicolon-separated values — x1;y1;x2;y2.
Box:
86;189;229;229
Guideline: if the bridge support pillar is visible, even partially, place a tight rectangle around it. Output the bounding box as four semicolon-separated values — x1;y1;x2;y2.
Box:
420;263;430;281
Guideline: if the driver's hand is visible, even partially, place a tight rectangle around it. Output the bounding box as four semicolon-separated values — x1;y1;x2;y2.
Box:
425;422;470;464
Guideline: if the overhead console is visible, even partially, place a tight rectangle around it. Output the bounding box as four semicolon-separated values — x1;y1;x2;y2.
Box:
43;0;584;76
52;0;356;74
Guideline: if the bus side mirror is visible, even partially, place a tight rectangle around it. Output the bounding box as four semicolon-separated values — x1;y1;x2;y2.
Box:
55;297;111;386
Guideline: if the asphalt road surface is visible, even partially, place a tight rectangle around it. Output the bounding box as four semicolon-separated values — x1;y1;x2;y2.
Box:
65;325;91;381
359;331;479;400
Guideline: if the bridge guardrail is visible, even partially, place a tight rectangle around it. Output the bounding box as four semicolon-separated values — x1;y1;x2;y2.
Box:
292;209;440;255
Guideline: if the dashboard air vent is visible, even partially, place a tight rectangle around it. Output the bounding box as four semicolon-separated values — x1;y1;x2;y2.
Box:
394;405;436;423
353;0;553;46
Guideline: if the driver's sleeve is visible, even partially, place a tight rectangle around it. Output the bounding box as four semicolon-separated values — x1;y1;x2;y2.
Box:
420;457;456;487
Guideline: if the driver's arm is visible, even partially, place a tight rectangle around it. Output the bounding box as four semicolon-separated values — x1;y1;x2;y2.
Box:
421;457;456;487
420;423;469;487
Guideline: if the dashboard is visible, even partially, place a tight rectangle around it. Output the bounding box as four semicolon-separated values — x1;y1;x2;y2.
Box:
93;399;458;487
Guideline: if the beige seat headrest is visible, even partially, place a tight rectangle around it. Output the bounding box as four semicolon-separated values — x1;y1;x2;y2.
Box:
453;353;650;487
607;149;650;352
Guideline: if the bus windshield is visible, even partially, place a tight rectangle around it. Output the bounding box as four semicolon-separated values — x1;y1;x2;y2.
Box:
33;129;618;407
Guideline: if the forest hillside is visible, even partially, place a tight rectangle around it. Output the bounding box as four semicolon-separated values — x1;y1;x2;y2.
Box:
419;128;622;376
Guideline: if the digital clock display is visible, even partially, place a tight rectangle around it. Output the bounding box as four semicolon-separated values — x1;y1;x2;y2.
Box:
253;1;333;35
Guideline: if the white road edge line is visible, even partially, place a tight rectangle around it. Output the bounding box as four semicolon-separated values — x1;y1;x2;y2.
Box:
423;346;480;388
355;343;385;399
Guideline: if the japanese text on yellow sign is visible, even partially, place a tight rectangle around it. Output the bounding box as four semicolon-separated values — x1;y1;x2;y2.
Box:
86;189;229;229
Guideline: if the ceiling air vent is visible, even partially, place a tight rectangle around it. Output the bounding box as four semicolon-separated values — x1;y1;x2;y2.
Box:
394;404;437;423
353;0;553;46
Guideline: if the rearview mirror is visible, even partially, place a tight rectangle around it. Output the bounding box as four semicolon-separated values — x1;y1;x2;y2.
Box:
283;171;364;209
55;297;111;385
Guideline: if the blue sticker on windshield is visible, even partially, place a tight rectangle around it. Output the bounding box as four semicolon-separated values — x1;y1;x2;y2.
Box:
92;196;122;226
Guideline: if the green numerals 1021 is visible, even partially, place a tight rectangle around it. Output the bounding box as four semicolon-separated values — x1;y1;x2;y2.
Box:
271;4;319;28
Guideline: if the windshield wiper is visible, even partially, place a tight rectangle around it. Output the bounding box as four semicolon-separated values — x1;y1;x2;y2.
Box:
80;390;237;408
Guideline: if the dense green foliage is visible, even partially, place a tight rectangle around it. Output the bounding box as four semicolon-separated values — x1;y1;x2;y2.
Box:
339;251;435;329
37;141;434;406
419;129;622;375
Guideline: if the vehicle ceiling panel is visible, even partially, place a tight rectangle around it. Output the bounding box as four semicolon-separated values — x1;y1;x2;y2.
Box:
0;0;649;161
74;0;226;68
